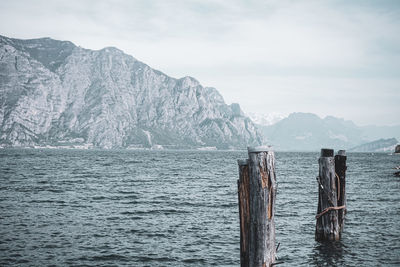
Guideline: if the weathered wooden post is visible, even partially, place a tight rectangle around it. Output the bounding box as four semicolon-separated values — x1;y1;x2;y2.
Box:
315;148;346;241
238;146;277;267
238;159;250;267
335;150;347;235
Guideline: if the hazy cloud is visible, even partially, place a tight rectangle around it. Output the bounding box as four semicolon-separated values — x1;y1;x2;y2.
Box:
0;0;399;125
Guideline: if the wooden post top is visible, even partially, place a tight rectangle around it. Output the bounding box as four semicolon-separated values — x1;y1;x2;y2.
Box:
320;148;334;157
337;150;346;156
247;146;272;153
237;159;248;166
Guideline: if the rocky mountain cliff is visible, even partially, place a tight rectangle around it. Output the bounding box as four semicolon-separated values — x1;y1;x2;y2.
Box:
0;35;263;149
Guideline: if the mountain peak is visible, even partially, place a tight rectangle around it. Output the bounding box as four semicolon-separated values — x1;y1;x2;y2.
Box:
178;76;200;87
247;112;286;126
288;112;320;120
100;46;124;53
230;103;244;116
0;35;76;72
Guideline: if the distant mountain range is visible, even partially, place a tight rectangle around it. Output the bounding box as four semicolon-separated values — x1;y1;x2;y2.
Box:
247;112;286;126
257;112;400;151
0;35;263;149
349;138;398;152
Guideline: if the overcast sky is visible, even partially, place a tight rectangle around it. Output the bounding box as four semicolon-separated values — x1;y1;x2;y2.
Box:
1;0;399;126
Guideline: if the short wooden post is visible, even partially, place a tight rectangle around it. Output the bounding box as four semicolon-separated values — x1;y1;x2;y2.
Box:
238;146;277;267
335;150;347;235
315;148;340;241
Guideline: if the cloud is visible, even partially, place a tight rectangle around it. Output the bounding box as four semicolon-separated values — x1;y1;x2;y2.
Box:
0;0;399;125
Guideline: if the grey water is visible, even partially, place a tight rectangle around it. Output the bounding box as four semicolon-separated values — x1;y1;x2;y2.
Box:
0;149;399;266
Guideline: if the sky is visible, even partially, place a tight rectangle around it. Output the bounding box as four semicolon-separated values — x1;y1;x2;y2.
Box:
0;0;399;126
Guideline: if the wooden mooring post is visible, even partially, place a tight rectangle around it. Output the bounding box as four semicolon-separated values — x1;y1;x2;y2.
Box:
315;148;347;241
335;150;347;235
238;147;277;267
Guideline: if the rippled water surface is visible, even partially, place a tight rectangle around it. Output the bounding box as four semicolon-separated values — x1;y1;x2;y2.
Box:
0;149;399;266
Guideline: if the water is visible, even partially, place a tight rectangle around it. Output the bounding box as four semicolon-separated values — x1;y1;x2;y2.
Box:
0;149;399;266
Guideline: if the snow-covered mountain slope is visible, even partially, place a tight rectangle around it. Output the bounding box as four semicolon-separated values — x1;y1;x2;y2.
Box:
247;112;286;126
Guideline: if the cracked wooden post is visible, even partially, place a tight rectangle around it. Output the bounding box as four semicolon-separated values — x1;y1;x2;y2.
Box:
238;159;250;267
315;148;340;241
238;146;277;267
335;150;347;235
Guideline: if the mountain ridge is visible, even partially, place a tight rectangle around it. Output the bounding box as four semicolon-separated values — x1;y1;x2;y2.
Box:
349;138;398;152
257;112;400;151
0;35;263;149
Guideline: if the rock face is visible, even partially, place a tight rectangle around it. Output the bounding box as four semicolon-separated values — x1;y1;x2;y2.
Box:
0;35;263;149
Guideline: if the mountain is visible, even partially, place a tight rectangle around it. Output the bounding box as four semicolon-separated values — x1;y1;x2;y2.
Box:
258;112;400;151
349;138;398;152
0;35;263;149
359;125;400;141
247;112;286;126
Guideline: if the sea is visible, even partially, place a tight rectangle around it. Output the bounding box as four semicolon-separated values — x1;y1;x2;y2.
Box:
0;149;399;266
